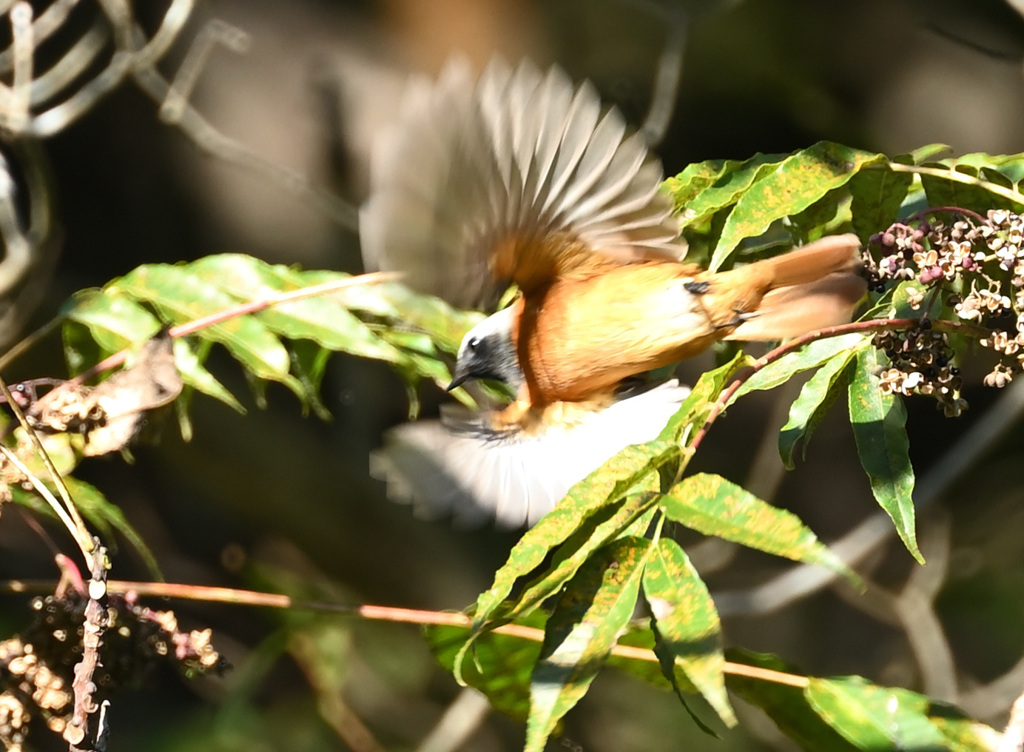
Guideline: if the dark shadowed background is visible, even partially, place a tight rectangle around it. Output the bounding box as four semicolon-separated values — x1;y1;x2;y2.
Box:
3;1;1024;750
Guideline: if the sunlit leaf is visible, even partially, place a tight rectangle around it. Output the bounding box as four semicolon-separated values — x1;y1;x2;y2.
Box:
189;255;404;363
643;538;733;726
711;143;885;270
669;153;781;231
662;473;856;581
113;264;296;386
469;441;676;630
732;334;866;402
526;537;651;752
779;350;858;468
848;348;920;561
807;677;949;751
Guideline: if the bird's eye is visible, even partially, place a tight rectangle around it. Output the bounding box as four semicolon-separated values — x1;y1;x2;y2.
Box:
467;336;480;351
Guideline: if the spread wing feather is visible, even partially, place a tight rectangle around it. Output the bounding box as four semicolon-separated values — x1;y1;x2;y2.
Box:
371;380;690;528
360;58;683;310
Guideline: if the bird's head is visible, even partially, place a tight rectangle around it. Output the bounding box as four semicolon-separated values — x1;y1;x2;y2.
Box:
448;306;524;392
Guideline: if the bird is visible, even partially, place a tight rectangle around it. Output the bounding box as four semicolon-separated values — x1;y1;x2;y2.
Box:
360;57;865;528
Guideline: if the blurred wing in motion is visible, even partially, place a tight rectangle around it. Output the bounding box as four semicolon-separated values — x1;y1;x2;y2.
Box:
359;58;683;309
371;380;690;528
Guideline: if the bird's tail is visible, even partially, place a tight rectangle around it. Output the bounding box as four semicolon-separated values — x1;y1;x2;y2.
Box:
371;380;690;529
718;233;866;341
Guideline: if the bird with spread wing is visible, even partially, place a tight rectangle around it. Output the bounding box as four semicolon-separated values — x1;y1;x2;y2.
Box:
360;58;865;528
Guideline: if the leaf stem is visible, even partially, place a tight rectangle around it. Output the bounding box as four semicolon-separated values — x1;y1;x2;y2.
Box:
885;162;1024;206
687;317;986;455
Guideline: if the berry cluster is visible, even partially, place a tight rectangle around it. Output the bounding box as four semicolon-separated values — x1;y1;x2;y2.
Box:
0;590;225;750
872;328;966;417
865;209;1024;410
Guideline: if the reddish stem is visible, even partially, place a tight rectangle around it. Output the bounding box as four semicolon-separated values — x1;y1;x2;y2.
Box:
686;316;985;455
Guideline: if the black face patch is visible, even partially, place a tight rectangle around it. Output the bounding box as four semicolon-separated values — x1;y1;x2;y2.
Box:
684;280;711;295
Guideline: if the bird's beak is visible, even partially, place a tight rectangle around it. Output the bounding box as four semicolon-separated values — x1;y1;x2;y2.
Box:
447;367;469;392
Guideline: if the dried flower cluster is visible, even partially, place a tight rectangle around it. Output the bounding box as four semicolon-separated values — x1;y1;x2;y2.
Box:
0;590;225;750
872;327;966;417
865;209;1024;410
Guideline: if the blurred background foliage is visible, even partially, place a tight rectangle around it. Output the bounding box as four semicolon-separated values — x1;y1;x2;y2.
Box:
4;0;1024;750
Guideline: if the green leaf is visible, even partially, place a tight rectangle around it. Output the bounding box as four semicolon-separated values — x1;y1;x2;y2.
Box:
789;188;845;240
779;350;856;469
491;492;663;635
849;165;914;243
324;275;482;354
65;478;162;577
189;255;404;363
848;348;920;561
112;264;297;387
659;353;751;444
727;650;861;752
806;677;949;751
469;441;677;629
732;333;867;402
906;144;950;164
662;473;857;581
729;651;996;752
711;143;885;270
171;339;246;414
526;537;651;752
669;153;782;231
643;538;733;726
63;289;161;351
426;614;546;723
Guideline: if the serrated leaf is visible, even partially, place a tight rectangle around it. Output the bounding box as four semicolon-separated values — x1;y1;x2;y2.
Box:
662;473;856;581
171;339;245;414
426;614;546;723
779;351;856;469
469;441;677;629
63;477;161;577
848;348;920;561
711;143;885;270
849;166;913;243
64;289;161;351
526;537;651;752
643;538;733;726
806;677;949;751
659;353;750;444
732;334;867;402
669;154;782;231
189;255;404;363
112;264;296;386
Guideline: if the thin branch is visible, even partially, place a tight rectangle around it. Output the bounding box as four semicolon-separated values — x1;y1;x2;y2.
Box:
66;544;109;752
885;162;1024;207
689;317;983;455
0;375;93;560
0;578;812;689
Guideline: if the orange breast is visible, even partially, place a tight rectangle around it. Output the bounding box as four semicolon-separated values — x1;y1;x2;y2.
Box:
519;262;720;403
